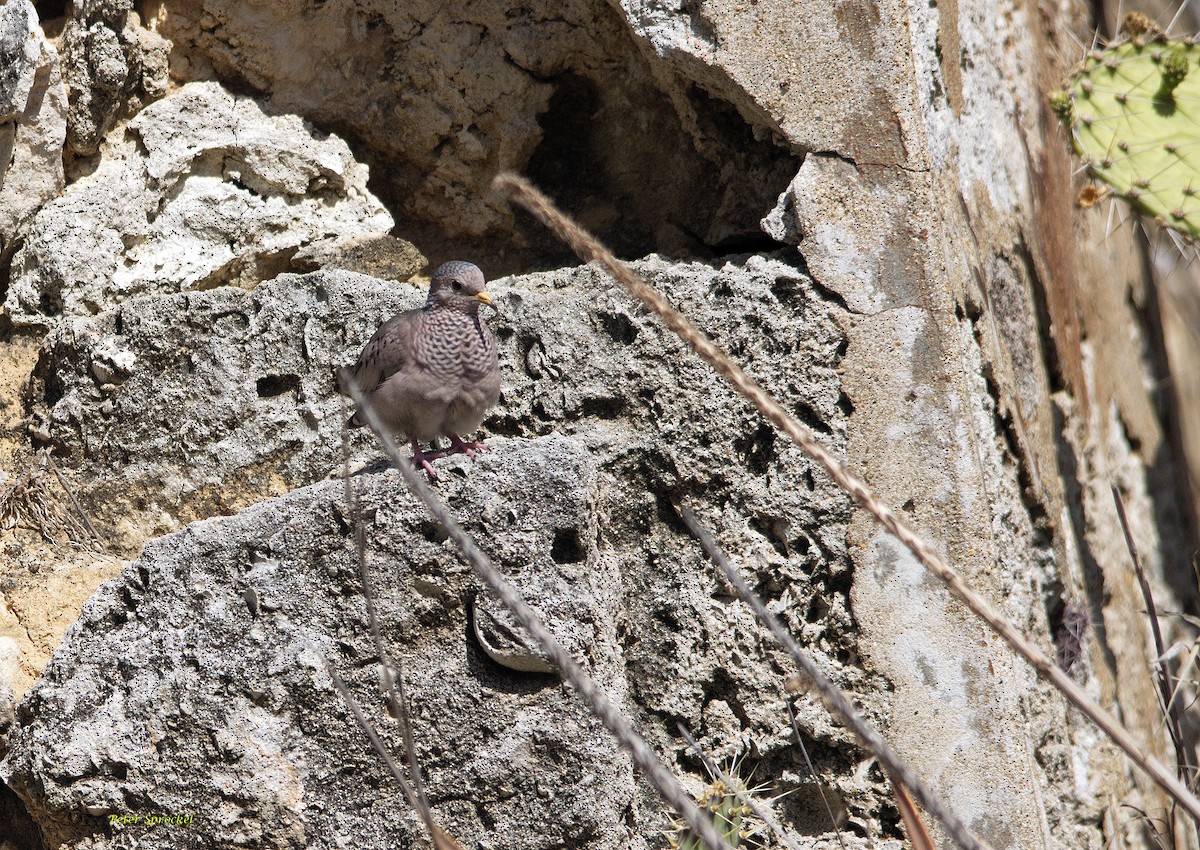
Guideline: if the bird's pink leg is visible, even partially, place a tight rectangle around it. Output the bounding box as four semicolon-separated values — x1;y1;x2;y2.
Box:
448;434;487;458
410;439;438;480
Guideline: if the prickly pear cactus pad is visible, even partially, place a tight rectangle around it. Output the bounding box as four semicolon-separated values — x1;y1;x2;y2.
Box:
1054;33;1200;240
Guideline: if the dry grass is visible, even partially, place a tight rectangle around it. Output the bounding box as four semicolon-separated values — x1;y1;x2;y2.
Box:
0;450;101;551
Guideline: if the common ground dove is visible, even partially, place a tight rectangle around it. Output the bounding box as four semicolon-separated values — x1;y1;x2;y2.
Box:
347;261;500;478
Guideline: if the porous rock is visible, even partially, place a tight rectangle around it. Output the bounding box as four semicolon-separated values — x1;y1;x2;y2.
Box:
1;435;638;849
153;0;799;262
59;0;169;156
0;0;67;267
20;255;875;841
29;257;850;557
4;81;394;328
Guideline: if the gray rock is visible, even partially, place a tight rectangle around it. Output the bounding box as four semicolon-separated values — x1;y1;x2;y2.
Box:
4;81;394;328
1;435;638;849
152;0;799;261
290;234;427;282
59;0;169;156
29;257;848;553
465;439;603;674
19;254;867;843
0;0;1178;845
760;172;801;247
0;636;16;752
0;1;67;267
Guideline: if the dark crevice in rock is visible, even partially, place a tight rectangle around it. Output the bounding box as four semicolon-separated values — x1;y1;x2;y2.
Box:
550;527;585;564
1013;236;1065;396
734;423;776;475
801;266;851;314
791;399;832;436
971;312;1047;528
579;395;625;420
750;514;790;557
33;0;67;23
595;310;639;346
1051;401;1121;680
255;374;301;399
0;779;45;850
0;243;14;307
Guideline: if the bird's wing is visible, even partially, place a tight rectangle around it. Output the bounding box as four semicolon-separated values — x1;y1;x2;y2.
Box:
349;311;417;393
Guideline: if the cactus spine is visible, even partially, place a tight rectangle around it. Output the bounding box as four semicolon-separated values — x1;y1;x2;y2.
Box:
666;770;772;850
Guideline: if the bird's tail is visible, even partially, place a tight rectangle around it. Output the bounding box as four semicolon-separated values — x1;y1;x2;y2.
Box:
337;369;367;428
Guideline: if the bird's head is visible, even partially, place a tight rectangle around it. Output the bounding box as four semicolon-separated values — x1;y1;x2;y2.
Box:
427;261;493;311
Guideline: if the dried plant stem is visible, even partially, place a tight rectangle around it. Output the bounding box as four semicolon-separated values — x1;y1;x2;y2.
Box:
1112;485;1190;784
325;662;463;850
785;701;847;850
1112;484;1197;847
681;506;992;850
45;453;105;551
341;372;736;850
890;776;937;850
490;171;1200;823
339;398;437;826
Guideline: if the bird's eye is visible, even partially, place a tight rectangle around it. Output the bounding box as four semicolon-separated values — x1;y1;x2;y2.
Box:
452;281;462;291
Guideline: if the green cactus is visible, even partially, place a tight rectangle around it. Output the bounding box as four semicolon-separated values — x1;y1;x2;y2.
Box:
1055;19;1200;241
666;773;771;850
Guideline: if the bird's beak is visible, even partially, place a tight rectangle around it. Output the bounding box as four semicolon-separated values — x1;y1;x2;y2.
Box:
476;291;494;306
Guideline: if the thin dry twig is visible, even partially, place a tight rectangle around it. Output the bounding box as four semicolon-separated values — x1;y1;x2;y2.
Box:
1112;485;1194;793
325;662;464;850
785;700;847;850
491;171;1200;823
45;453;105;552
341;372;737;850
1120;802;1173;850
338;397;438;829
0;450;100;549
1165;640;1200;721
891;777;937;850
681;505;993;850
677;723;804;850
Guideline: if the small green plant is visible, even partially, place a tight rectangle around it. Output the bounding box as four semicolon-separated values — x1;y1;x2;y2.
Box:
1052;13;1200;241
666;769;771;850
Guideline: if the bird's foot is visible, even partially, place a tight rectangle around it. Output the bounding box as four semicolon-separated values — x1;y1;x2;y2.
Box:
448;434;487;458
410;440;438;481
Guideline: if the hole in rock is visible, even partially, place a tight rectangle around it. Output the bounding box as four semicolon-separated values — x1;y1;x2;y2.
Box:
34;0;66;22
735;423;776;474
597;310;639;345
0;779;44;850
580;396;625;420
550;527;586;563
420;521;449;544
256;374;301;398
519;71;800;266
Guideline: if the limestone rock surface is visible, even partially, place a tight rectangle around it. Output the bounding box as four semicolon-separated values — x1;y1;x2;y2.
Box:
0;0;67;267
59;0;170;156
15;255;878;845
4;81;394;328
152;0;799;263
2;436;639;850
27;257;849;553
0;1;1190;848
